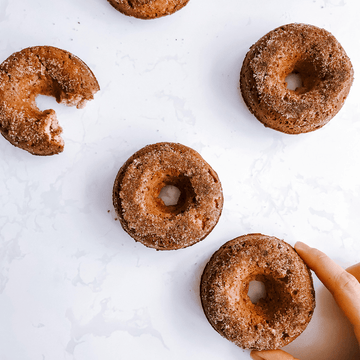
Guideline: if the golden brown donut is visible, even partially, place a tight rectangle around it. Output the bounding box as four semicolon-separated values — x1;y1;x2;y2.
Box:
200;234;316;350
0;46;100;155
112;142;223;250
107;0;190;19
240;23;354;134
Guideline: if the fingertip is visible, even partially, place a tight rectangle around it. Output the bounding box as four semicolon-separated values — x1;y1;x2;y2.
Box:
294;241;311;253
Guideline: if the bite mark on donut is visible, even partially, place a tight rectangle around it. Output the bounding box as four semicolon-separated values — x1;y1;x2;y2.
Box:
42;110;63;145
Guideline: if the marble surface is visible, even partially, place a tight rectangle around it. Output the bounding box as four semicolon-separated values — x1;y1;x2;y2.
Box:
1;0;360;359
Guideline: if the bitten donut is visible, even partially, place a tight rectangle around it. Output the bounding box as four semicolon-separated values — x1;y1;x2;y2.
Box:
240;23;354;134
112;142;223;250
0;46;99;155
200;234;316;350
107;0;190;19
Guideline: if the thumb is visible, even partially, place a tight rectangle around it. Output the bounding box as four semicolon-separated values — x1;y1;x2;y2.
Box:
251;349;300;360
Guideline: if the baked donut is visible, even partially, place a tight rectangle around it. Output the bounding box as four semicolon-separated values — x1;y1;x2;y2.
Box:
113;142;223;250
0;46;100;155
107;0;190;19
200;234;315;350
240;23;354;134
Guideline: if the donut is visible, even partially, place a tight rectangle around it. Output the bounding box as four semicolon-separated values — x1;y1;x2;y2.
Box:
240;23;354;134
112;142;223;250
107;0;190;19
200;234;316;350
0;46;100;155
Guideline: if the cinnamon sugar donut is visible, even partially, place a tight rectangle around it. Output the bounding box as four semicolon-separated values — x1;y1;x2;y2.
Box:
107;0;190;19
240;23;354;134
0;46;99;155
200;234;316;350
112;142;223;250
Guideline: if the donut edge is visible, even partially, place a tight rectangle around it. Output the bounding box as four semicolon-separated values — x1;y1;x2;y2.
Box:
107;0;190;19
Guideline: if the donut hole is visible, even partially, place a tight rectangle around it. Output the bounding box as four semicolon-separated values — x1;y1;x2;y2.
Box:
247;274;293;324
284;58;321;95
285;72;302;91
36;94;65;113
154;174;196;215
247;280;266;304
158;185;181;206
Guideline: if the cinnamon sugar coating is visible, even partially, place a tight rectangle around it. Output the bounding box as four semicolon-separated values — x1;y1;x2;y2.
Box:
112;142;223;250
200;234;316;350
107;0;190;19
240;23;354;134
0;46;100;155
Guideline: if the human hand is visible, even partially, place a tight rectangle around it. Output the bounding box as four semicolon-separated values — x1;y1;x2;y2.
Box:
250;241;360;360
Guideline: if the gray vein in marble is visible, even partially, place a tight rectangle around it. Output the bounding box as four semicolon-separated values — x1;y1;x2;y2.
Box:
323;0;346;6
155;91;196;125
0;237;24;293
0;0;9;22
65;299;168;354
143;55;186;73
70;264;108;293
119;54;137;68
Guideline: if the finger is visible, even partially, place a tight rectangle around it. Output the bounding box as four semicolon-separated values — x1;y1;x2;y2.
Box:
295;242;360;343
251;349;299;360
345;263;360;344
346;263;360;282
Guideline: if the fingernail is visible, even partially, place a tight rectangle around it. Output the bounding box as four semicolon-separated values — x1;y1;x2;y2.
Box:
294;241;310;252
250;352;264;360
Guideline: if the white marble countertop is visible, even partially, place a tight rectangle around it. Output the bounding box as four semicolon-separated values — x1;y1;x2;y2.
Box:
1;0;360;359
